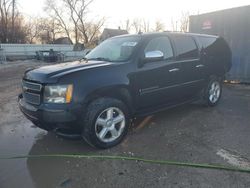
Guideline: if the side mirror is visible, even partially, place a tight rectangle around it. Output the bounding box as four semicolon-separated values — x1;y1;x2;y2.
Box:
138;50;164;68
145;50;163;58
144;50;164;63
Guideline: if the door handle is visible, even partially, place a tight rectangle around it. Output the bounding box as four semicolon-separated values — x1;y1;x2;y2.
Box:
196;64;205;68
169;68;180;72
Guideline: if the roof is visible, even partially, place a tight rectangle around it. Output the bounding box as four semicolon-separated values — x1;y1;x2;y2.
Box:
111;31;218;39
102;28;128;36
100;28;129;41
54;37;73;45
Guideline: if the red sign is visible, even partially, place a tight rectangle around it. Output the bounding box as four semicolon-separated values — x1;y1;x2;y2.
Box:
202;20;212;30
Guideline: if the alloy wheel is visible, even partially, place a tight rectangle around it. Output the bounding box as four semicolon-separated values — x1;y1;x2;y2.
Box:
95;107;126;143
209;81;221;103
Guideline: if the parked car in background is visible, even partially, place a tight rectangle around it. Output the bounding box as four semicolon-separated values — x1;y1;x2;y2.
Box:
19;32;232;148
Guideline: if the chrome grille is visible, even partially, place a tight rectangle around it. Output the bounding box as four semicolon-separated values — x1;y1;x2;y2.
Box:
22;80;42;105
22;81;42;91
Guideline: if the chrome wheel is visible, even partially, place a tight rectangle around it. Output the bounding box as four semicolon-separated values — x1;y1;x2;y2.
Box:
95;107;126;143
209;81;221;103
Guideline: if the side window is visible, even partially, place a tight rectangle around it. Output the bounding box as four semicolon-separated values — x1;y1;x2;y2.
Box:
144;37;174;60
173;35;198;59
199;37;216;48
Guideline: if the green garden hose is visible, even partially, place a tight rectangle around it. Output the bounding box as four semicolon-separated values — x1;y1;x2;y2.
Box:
1;154;250;174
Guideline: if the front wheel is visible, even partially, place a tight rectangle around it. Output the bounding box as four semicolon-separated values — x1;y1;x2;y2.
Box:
203;77;222;106
82;98;130;149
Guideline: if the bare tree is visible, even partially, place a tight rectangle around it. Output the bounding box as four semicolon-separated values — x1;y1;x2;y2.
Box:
130;18;151;33
11;0;16;40
0;0;10;43
45;0;71;40
119;19;131;33
63;0;80;43
171;18;178;32
85;19;104;44
132;18;141;33
141;19;150;33
63;0;105;45
154;20;165;32
40;18;63;43
0;0;27;43
25;17;42;43
180;11;189;32
45;0;105;46
170;12;190;32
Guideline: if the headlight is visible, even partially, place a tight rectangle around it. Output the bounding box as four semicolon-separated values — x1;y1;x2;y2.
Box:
44;84;73;103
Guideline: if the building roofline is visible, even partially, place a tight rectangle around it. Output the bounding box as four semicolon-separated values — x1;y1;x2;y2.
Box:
190;5;250;17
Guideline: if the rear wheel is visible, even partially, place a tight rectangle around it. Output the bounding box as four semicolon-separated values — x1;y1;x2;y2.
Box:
203;77;222;106
82;98;130;149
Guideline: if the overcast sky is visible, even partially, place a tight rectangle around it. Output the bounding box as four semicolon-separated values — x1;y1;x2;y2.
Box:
19;0;250;30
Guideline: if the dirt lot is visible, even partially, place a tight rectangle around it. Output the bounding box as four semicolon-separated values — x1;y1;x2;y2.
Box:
0;61;250;188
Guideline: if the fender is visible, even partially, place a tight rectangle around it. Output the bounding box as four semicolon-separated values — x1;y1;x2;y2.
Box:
84;85;135;115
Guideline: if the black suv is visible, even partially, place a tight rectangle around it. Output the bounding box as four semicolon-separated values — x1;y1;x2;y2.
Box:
19;32;232;148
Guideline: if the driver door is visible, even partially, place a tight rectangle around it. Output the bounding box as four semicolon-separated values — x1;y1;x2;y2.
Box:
134;36;182;110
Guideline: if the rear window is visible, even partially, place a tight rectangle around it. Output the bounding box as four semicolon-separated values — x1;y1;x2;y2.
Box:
199;37;217;48
172;35;198;59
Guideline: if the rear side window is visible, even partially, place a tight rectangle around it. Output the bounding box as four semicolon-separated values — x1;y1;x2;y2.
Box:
172;35;198;59
144;36;174;60
199;37;217;48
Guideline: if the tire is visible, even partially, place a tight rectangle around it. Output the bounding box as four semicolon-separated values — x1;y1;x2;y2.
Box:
82;97;130;149
203;77;222;106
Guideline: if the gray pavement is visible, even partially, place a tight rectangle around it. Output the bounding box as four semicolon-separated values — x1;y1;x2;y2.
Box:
0;61;250;188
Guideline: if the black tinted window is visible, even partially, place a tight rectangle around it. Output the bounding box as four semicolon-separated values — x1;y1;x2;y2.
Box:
144;36;173;60
199;37;217;48
173;35;198;59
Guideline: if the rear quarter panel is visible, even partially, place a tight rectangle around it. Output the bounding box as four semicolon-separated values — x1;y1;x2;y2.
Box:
195;36;232;79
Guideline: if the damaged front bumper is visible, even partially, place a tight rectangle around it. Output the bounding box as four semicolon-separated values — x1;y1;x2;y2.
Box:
18;94;82;131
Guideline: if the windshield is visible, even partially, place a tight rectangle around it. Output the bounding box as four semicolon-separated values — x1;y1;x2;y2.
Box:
85;36;140;62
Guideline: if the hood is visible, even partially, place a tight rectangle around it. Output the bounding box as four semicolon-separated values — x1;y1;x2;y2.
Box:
24;60;112;83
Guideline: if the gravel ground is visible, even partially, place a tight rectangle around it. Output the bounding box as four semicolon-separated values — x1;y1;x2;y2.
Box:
0;61;250;188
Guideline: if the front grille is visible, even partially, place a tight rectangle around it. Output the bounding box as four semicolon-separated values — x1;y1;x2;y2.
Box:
23;92;41;105
22;80;41;91
22;80;42;105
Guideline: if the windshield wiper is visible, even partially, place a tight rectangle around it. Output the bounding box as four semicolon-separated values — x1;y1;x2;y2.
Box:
87;57;112;62
80;57;88;62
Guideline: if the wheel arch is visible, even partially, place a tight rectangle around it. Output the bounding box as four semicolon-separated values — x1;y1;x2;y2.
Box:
208;74;223;82
84;85;135;116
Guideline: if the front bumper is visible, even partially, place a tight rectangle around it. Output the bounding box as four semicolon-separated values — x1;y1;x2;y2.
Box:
18;94;83;131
